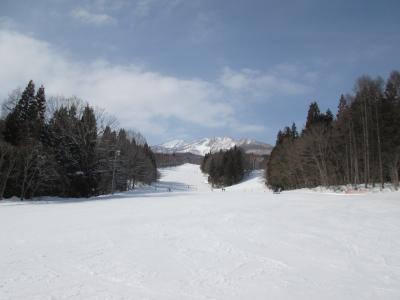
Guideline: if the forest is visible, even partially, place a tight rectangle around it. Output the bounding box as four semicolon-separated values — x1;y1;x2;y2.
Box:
267;71;400;191
201;147;245;187
155;152;203;168
0;81;157;199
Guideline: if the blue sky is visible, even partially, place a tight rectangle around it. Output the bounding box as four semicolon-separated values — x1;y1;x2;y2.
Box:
0;0;399;145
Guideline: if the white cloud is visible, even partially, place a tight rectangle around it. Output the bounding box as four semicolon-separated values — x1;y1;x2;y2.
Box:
71;8;115;25
219;67;312;100
0;29;314;139
0;29;236;136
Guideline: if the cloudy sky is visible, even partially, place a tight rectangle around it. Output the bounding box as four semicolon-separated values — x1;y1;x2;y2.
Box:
1;0;399;145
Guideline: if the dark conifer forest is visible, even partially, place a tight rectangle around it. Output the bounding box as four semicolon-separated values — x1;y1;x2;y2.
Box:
201;147;244;187
0;81;157;199
267;71;400;191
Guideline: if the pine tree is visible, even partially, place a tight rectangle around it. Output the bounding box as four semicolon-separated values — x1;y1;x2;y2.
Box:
3;81;36;145
36;85;46;123
291;122;298;139
337;94;347;119
305;101;320;130
79;105;98;197
18;80;35;122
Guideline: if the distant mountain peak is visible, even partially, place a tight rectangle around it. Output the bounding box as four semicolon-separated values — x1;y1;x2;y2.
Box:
152;136;272;156
161;139;187;148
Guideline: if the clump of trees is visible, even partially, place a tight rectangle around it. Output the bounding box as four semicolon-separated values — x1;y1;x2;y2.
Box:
0;80;157;200
201;147;244;187
155;152;203;167
267;71;400;191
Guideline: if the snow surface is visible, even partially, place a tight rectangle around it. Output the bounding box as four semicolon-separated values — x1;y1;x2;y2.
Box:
1;164;400;299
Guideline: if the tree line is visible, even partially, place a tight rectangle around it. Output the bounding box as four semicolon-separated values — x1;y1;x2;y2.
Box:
267;71;400;191
155;152;203;167
201;147;244;187
0;80;157;199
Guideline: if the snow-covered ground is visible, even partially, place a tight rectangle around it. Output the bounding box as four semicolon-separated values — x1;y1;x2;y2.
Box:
1;164;400;299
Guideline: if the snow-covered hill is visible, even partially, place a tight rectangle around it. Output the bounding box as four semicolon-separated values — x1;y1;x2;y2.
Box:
1;164;400;299
152;137;273;156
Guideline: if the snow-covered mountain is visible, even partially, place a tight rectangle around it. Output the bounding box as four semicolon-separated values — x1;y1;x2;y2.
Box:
152;137;273;156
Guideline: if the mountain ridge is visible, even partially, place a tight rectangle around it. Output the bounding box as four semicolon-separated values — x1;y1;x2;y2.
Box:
152;137;273;156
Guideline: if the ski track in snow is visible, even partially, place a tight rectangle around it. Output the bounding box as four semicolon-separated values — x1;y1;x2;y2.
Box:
1;163;400;299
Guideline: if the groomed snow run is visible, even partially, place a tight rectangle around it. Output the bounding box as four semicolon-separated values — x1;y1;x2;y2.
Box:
1;163;400;299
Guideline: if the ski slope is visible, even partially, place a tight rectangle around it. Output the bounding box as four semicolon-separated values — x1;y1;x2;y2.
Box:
1;164;400;299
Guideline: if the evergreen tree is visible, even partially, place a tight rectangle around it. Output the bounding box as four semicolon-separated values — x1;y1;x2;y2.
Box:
337;94;347;119
305;101;320;130
18;80;35;122
3;80;36;145
36;85;46;122
78;105;98;197
291;122;298;139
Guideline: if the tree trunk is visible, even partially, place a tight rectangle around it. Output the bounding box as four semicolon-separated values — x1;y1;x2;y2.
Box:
374;101;384;189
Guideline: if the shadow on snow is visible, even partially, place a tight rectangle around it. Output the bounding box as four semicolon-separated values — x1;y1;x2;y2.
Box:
0;180;197;206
